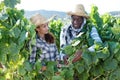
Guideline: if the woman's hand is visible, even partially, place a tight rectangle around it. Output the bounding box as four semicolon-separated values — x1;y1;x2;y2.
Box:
72;50;82;63
41;66;47;71
0;63;3;69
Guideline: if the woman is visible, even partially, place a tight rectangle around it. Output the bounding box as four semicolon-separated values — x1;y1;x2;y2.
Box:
29;13;60;70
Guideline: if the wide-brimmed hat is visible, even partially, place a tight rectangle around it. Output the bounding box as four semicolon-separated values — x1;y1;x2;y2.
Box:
30;13;55;27
67;4;89;18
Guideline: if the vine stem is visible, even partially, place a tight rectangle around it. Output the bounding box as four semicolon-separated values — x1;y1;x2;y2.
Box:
93;75;101;80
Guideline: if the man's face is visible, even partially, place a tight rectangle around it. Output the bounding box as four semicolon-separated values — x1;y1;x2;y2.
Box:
71;15;84;29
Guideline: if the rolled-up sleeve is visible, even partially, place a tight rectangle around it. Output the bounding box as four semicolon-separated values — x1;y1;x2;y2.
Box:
54;44;61;61
29;45;37;63
88;27;102;52
60;27;68;60
90;27;102;43
60;27;67;49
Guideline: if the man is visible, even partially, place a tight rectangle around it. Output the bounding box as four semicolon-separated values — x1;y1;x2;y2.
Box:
60;4;102;64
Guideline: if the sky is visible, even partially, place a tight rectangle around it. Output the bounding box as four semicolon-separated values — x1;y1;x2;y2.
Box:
13;0;120;14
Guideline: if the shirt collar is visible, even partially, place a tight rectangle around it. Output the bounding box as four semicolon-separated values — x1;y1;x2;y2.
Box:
36;34;46;43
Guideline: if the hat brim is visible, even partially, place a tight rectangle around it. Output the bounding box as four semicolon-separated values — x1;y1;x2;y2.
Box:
48;15;56;22
67;11;90;19
41;15;56;24
35;15;56;27
35;20;48;27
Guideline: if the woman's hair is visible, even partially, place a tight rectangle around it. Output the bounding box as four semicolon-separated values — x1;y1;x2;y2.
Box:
35;25;55;44
45;32;55;43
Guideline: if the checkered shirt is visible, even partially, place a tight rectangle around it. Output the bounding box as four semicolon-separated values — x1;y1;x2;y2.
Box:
60;24;102;52
29;35;60;63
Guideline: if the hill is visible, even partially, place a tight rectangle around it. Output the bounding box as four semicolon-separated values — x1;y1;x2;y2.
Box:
24;10;67;19
24;10;120;20
109;11;120;17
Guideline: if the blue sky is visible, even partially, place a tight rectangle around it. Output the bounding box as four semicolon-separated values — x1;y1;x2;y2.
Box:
16;0;120;14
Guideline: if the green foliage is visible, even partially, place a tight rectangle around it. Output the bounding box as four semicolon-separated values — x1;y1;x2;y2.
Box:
63;45;76;56
4;0;20;8
49;19;63;51
60;5;120;80
0;2;4;12
1;1;120;80
90;5;103;28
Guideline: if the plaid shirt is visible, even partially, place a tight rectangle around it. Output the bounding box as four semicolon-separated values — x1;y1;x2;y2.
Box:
60;24;102;52
29;35;60;63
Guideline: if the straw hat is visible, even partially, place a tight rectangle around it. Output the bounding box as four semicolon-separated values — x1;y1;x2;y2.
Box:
30;13;55;27
67;4;89;18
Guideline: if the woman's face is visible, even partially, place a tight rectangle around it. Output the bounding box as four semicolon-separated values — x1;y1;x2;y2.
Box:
36;22;49;35
71;15;84;29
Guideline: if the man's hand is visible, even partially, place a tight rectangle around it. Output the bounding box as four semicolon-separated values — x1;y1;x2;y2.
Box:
72;50;82;63
63;55;69;65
